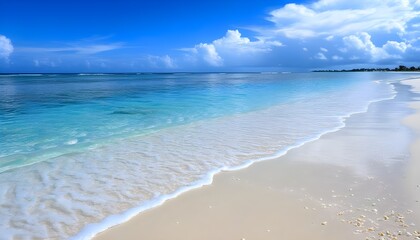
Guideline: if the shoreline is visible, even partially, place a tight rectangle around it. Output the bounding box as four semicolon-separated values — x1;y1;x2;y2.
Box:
91;78;420;240
70;80;400;239
74;98;379;240
73;81;397;240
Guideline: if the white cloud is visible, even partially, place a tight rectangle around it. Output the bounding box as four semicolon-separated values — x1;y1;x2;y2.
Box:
184;30;282;67
146;55;177;68
312;0;412;10
0;35;14;61
343;33;387;61
343;33;376;51
264;0;419;39
320;47;328;52
189;43;223;66
160;55;176;68
213;30;282;53
315;52;328;60
342;32;410;61
73;44;122;54
383;41;410;53
18;43;122;55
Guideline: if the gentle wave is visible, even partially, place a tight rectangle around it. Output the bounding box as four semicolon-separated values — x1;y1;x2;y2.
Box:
73;86;397;240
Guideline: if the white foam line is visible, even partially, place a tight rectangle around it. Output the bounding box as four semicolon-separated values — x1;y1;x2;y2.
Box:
72;83;398;240
401;78;420;94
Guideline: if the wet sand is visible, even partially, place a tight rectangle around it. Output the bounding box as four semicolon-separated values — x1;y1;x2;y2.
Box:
94;78;420;240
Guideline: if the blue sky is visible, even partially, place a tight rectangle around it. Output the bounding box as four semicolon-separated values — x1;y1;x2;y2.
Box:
0;0;419;72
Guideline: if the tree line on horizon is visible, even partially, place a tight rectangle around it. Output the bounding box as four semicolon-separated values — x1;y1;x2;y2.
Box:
314;65;420;72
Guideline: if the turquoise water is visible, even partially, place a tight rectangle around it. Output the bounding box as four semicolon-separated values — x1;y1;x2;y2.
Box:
0;73;395;170
0;72;412;239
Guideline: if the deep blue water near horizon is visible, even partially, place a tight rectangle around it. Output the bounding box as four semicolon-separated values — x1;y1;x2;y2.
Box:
0;72;415;239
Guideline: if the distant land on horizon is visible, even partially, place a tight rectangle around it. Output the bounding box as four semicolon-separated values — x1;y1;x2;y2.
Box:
314;65;420;72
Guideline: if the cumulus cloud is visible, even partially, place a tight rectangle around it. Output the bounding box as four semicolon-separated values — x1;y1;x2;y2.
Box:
0;35;14;61
383;41;410;54
187;43;223;66
265;0;419;39
342;32;411;61
183;29;282;67
212;30;282;53
343;33;386;60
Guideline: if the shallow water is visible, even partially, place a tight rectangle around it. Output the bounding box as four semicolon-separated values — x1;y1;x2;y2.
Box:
0;72;416;239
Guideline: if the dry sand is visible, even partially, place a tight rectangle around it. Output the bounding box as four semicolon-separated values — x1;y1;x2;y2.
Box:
94;78;420;240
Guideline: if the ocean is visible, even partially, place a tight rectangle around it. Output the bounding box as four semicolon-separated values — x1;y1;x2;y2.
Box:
0;72;413;239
